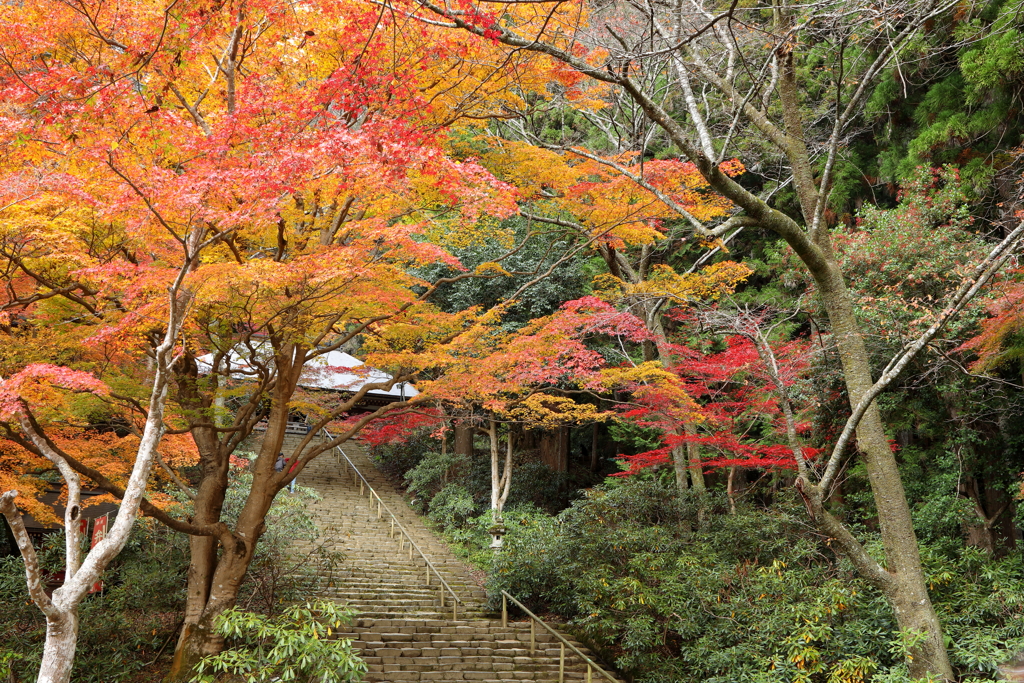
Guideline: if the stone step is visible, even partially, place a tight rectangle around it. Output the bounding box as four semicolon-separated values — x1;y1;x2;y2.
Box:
263;434;623;683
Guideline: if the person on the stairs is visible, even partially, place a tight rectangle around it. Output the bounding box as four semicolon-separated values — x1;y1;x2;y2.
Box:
288;456;298;493
275;452;296;493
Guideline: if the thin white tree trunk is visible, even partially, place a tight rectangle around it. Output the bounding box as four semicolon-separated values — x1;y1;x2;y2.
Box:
0;228;200;683
488;419;514;519
38;612;79;683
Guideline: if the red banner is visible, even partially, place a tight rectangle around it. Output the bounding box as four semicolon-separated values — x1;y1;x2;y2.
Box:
88;514;107;594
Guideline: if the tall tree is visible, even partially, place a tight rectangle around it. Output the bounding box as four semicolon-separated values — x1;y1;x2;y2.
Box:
0;0;548;677
396;0;1024;676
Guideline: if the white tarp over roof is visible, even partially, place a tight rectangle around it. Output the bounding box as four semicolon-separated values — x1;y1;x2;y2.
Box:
196;346;418;399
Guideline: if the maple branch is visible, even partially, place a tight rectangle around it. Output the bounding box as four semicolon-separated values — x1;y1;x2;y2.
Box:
58;0;130;51
415;226;578;301
15;407;86;579
0;490;59;618
408;0;623;86
3;414;220;538
809;0;957;237
0;248;102;317
0;191;42;214
702;301;810;478
818;219;1024;494
553;145;722;237
165;80;213;135
684;220;755;274
795;478;895;591
503;232;596;305
932;347;1024;390
105;155;185;245
155;448;196;501
274;219;288;262
285;392;423;488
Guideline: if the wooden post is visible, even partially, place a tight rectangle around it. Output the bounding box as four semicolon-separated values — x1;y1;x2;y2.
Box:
440;586;445;607
453;601;457;621
408;542;413;559
377;499;381;518
399;535;404;550
559;643;564;683
530;619;535;655
501;593;507;628
426;568;430;585
390;518;394;537
587;664;592;682
359;479;363;495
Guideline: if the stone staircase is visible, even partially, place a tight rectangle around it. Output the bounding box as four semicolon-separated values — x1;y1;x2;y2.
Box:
279;433;623;682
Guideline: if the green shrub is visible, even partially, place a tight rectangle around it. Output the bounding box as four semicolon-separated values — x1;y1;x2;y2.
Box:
427;484;477;530
404;450;471;509
190;600;366;683
368;435;434;481
489;476;1024;683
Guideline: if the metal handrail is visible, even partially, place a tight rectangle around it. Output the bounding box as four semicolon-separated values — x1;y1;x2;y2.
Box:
501;590;619;683
319;428;463;619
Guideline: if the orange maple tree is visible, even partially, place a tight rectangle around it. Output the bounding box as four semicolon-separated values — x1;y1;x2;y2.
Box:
0;0;544;677
0;0;762;679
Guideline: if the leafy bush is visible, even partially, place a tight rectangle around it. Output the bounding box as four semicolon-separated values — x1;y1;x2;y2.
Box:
190;600;366;683
427;484;477;529
489;476;1024;683
368;435;433;481
404;450;471;509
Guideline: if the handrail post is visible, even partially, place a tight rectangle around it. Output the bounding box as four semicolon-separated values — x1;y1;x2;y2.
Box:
530;619;535;655
359;479;363;495
377;499;381;518
453;601;457;621
501;590;618;682
426;568;430;585
440;586;445;607
390;518;394;538
408;542;413;559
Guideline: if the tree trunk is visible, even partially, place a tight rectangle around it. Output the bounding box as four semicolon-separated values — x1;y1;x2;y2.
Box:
671;443;689;492
650;321;706;495
817;266;953;680
168;546;257;677
167;365;298;681
37;610;78;683
488;419;513;518
726;467;737;514
963;475;1012;555
167;425;231;681
454;422;474;458
538;429;567;472
685;423;705;492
